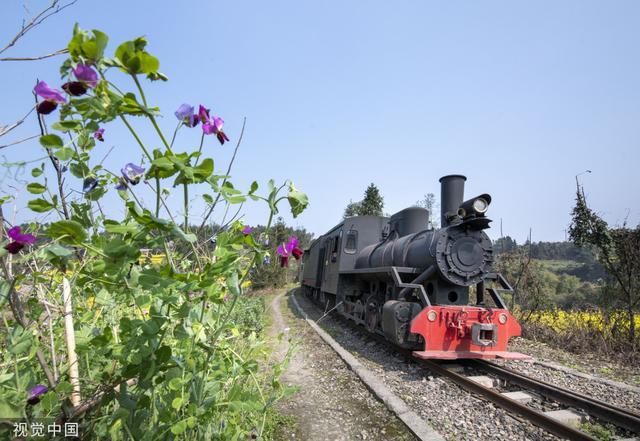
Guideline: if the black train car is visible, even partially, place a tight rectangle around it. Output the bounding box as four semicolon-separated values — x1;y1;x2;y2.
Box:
299;175;528;360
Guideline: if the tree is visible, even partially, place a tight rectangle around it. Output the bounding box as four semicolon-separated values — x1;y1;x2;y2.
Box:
343;183;384;218
343;200;362;218
359;183;384;216
568;184;640;345
415;193;439;228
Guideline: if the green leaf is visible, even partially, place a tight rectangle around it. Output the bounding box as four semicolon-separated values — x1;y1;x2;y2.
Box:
47;220;87;245
171;224;196;243
27;183;46;194
44;243;74;257
139;52;159;74
171;421;187;435
31;165;44;177
171;397;183;410
28;198;55;213
55;146;74;161
104;221;140;235
287;182;309;218
51;120;83;132
39;134;63;149
202;193;213;204
193;158;213;182
9;326;32;355
69;162;90;179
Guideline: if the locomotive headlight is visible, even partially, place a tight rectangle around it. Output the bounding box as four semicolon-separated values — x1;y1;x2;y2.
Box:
498;313;508;324
427;310;437;322
472;198;489;214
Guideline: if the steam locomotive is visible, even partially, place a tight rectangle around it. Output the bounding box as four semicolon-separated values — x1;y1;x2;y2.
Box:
299;175;529;360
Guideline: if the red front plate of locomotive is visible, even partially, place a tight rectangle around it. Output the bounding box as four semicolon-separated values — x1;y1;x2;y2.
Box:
410;306;531;360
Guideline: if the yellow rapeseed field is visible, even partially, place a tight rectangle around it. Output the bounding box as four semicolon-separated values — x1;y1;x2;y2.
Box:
524;310;640;334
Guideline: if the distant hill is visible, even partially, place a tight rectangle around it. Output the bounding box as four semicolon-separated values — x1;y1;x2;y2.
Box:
494;237;606;282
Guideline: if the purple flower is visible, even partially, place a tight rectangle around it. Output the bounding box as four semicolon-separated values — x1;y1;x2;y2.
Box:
62;81;88;96
242;226;253;235
277;236;303;267
93;128;104;142
73;64;98;87
4;226;36;254
263;255;270;265
83;177;98;193
121;163;145;185
175;104;198;127
115;178;127;191
61;64;98;97
34;81;66;114
199;105;229;145
27;385;48;405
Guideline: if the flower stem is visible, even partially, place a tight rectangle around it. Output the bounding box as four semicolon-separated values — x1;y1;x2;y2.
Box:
183;184;189;232
193;132;205;167
120;115;152;161
131;74;173;154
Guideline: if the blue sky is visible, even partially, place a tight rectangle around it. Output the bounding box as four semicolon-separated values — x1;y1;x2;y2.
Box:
1;0;639;243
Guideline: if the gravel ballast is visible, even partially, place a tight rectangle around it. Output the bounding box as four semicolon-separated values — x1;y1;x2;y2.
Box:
291;291;560;441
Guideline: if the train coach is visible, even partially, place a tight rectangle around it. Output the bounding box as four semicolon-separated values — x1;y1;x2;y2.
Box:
299;175;529;360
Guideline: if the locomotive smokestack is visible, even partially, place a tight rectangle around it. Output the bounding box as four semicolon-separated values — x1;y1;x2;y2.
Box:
439;174;467;227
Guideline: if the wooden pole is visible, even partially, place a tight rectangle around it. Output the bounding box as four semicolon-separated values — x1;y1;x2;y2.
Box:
62;278;81;407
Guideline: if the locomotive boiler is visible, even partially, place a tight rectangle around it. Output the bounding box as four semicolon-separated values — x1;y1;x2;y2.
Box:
300;175;528;360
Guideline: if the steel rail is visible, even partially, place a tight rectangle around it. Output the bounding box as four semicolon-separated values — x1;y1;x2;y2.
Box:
471;360;640;434
299;292;622;440
417;359;597;441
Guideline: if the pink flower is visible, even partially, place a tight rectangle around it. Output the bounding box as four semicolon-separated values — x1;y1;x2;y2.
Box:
199;105;230;145
4;226;36;254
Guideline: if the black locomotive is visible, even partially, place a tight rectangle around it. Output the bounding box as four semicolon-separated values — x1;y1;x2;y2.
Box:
299;175;528;360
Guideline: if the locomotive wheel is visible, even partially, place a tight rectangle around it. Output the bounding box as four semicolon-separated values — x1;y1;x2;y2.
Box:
364;298;380;333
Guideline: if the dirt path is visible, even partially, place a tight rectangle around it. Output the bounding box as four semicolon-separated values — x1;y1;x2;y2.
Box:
268;290;416;441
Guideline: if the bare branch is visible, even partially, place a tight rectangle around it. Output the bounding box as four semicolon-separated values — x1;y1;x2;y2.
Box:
0;48;68;62
197;117;247;233
1;1;78;55
0;134;39;150
0;107;35;138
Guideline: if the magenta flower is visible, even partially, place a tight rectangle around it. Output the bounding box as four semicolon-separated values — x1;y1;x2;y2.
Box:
27;385;49;405
4;226;36;254
242;226;253;235
121;163;145;185
62;64;99;97
34;81;66;114
276;236;303;267
93;128;104;142
175;104;198;127
199;105;229;145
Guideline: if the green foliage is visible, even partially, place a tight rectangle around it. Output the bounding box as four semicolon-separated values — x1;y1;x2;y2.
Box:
249;218;314;289
343;183;384;218
1;24;308;440
568;184;640;344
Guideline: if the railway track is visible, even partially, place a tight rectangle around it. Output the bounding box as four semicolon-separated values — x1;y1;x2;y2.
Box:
300;292;640;441
419;358;640;441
